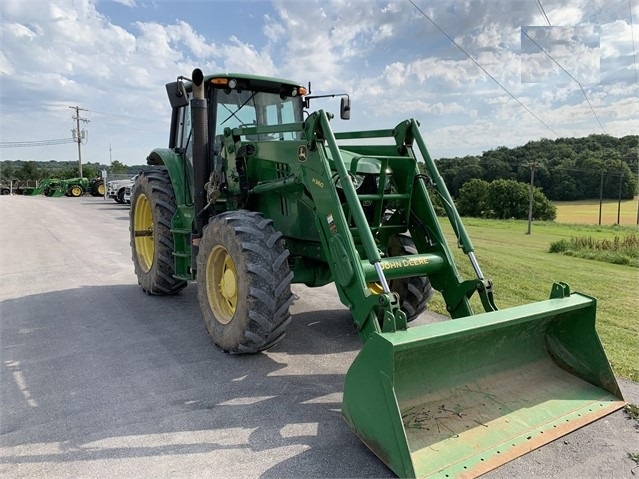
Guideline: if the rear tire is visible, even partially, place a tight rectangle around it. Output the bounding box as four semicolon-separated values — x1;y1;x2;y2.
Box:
196;210;294;353
130;169;187;295
116;189;125;203
91;180;105;196
387;234;434;322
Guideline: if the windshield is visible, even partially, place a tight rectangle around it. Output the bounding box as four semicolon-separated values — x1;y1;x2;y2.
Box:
213;89;303;141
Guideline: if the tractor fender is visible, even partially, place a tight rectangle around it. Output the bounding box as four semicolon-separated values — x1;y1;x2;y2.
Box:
146;148;192;206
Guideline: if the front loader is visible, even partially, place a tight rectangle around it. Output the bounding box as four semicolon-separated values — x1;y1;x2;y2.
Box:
130;69;624;478
23;178;65;196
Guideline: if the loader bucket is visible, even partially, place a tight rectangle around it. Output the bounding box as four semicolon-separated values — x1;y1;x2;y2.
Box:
342;288;624;479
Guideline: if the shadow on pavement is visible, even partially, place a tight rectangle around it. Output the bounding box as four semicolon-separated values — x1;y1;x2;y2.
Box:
0;284;392;478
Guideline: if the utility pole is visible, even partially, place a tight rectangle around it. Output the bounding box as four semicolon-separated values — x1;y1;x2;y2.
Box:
617;168;623;225
526;160;536;235
598;169;604;226
69;106;89;178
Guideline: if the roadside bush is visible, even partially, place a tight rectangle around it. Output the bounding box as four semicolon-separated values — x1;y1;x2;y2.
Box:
549;234;638;267
549;239;570;253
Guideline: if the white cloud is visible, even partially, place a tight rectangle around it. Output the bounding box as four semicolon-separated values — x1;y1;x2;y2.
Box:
600;19;638;58
521;26;601;84
219;36;277;76
0;50;13;75
263;14;285;43
3;22;38;40
166;20;219;60
373;23;393;41
545;5;584;25
0;0;636;166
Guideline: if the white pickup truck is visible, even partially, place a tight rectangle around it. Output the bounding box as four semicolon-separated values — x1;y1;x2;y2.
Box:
107;176;136;204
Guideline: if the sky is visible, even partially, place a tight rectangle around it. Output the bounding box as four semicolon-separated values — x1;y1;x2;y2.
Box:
1;0;638;167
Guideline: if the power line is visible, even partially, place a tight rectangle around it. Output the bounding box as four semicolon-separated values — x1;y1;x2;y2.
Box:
88;109;157;123
408;0;559;136
521;29;606;134
536;0;552;26
0;138;75;148
552;165;629;177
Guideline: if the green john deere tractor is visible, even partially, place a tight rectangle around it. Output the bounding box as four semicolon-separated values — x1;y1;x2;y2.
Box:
65;177;106;197
130;69;624;478
23;177;105;197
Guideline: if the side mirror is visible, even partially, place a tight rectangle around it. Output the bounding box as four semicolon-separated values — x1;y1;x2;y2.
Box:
166;81;189;109
340;96;351;120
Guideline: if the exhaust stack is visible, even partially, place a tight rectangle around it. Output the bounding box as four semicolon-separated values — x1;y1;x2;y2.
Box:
191;68;208;235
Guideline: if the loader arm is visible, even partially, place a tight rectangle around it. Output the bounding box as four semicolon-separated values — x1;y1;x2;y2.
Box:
233;111;513;335
299;111;485;337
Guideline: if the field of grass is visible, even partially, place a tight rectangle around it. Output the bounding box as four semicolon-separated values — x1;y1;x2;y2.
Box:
429;217;639;381
553;198;638;226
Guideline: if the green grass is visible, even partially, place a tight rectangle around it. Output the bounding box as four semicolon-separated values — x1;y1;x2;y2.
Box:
626;403;639;421
429;217;639;381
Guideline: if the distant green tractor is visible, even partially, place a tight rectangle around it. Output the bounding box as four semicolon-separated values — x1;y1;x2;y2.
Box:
129;69;624;478
64;177;105;197
23;177;105;197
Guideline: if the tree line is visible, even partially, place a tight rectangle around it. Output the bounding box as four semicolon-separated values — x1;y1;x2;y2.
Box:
434;134;638;201
3;134;637;222
0;159;141;182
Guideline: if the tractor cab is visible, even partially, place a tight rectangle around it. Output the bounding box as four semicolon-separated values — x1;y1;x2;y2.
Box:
166;73;349;156
210;77;305;141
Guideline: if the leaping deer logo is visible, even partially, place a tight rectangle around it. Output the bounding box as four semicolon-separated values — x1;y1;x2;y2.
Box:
298;145;308;162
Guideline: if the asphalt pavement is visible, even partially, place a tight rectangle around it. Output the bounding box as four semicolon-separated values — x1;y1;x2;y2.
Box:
1;195;637;478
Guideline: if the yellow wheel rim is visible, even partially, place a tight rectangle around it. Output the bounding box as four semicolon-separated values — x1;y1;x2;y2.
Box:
71;186;82;196
206;245;238;324
368;282;385;295
97;184;105;195
133;193;154;272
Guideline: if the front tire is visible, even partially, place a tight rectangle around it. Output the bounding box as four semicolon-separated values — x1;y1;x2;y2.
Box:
387;234;434;322
68;185;84;197
130;169;187;295
197;210;294;353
